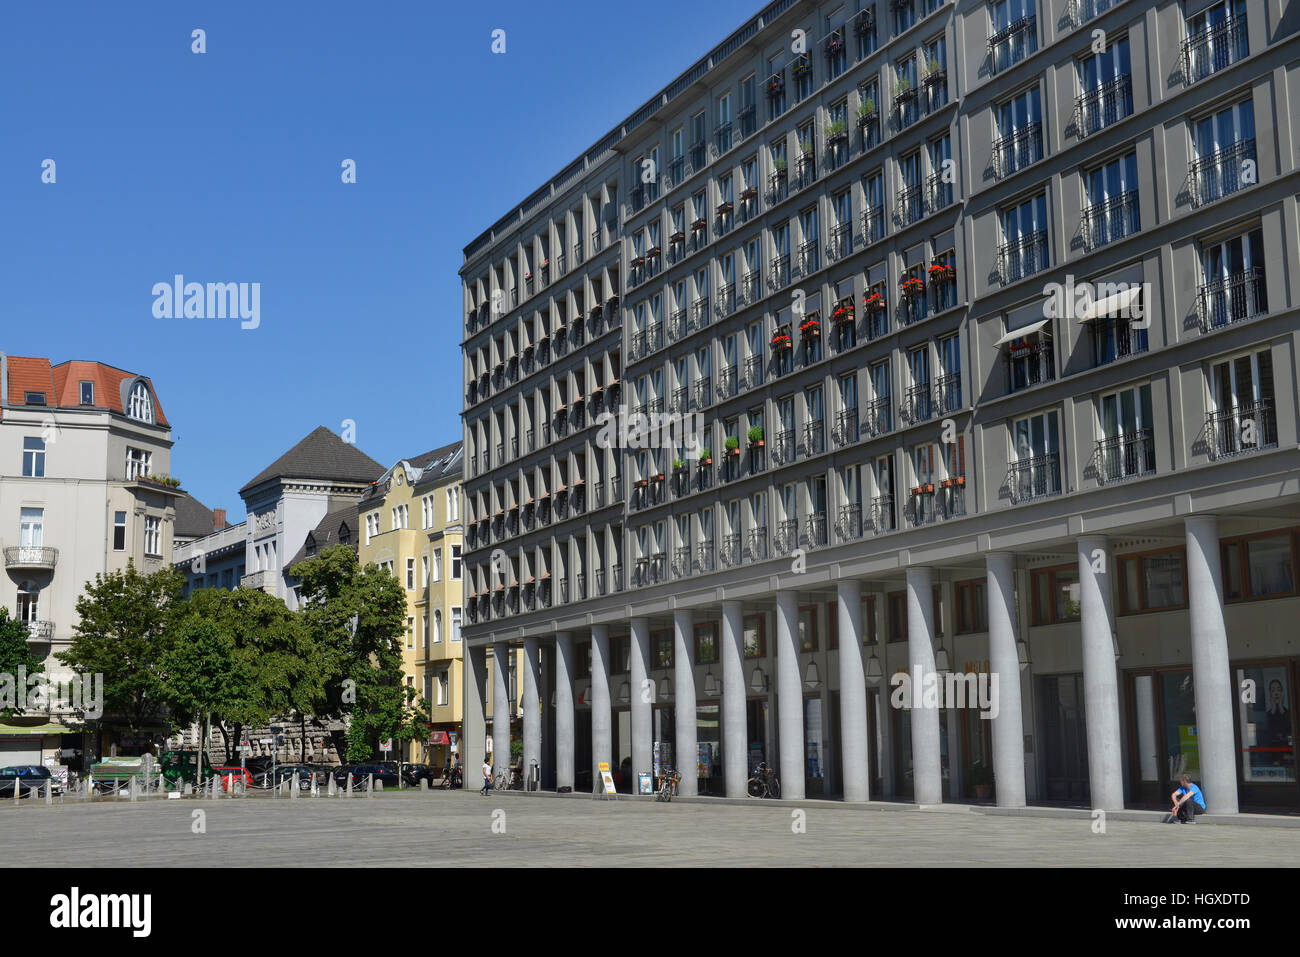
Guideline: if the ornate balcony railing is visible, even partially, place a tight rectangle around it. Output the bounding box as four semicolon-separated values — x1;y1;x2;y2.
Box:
900;383;934;425
1093;430;1156;484
806;514;828;548
803;420;825;456
773;429;796;466
774;519;800;556
933;372;962;415
1082;190;1140;250
1190;139;1257;206
4;546;58;570
1075;75;1133;138
1197;268;1268;333
720;534;741;568
746;527;769;563
862;397;891;438
1182;17;1248;85
870;495;895;533
998;230;1049;284
1204;403;1278;460
992;123;1043;178
833;407;859;447
1007;454;1062;504
897;184;924;226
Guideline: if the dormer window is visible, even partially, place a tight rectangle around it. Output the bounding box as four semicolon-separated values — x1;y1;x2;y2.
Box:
80;381;94;405
128;381;154;423
24;392;45;406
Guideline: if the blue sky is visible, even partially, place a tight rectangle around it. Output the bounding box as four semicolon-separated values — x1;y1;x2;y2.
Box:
0;0;759;522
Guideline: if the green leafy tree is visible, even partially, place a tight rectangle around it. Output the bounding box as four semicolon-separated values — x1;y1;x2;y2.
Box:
0;608;44;718
293;545;406;762
57;562;185;737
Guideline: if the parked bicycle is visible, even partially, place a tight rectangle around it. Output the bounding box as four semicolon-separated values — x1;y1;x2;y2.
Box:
656;766;682;803
441;766;463;789
746;761;781;799
494;767;523;791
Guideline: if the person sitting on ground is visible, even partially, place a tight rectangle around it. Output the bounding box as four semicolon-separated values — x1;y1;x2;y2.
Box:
1170;773;1206;823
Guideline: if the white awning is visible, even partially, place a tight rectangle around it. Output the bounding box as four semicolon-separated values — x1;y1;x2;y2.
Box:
1078;285;1141;322
995;319;1048;346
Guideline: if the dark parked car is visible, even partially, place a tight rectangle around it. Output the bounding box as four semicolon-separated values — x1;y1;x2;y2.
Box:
257;764;317;789
0;765;52;797
402;764;439;788
332;763;401;789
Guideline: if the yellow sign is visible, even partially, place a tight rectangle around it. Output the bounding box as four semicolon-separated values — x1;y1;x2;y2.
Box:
598;762;610;772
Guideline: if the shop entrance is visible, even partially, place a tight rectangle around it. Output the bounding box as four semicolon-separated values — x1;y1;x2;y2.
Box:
1037;673;1089;803
891;706;953;800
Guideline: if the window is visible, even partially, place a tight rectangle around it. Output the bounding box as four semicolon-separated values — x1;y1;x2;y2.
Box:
438;670;449;706
995;87;1043;177
451;607;462;641
407;617;415;650
1184;0;1248;85
990;0;1037;74
1206;347;1277;457
127;381;154;423
895;57;919;129
126;447;151;481
144;516;162;557
1084;152;1139;249
1118;548;1188;614
406;558;416;590
1010;409;1061;502
1222;530;1298;602
653;630;674;669
1030;564;1081;625
955;580;988;633
798;605;818;652
894;0;916;35
365;512;379;545
1000;193;1049;282
887;591;906;642
112;511;127;551
1191;99;1256;206
855;8;877;60
1077;36;1132;137
695;623;719;665
24;391;45;406
743;614;766;658
422;555;429;588
923;35;947;112
1199;227;1267;332
1097;383;1155;482
22;437;45;478
451;545;462;580
446;488;460;522
767;58;786;121
79;381;94;405
20;507;43;549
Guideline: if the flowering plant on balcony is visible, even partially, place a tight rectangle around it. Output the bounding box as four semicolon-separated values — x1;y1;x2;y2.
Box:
833;299;855;324
940;475;966;488
857;98;878;122
541;258;550;268
799;139;815;158
911;484;934;495
793;56;811;76
863;290;886;310
771;328;792;350
673;458;685;470
800;315;821;337
767;74;784;96
928;262;955;280
739;186;758;201
900;276;925;296
825;35;844;57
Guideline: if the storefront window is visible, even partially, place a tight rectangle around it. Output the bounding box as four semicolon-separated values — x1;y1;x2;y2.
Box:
694;623;718;664
743;615;765;658
1031;565;1081;624
805;697;826;796
798;605;818;651
1161;671;1199;781
955;579;988;633
1237;665;1295;783
698;704;723;794
652;631;673;669
1223;530;1299;601
888;591;906;642
1119;550;1187;613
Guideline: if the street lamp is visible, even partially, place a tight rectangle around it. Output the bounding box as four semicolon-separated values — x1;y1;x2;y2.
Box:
803;660;821;690
749;667;768;693
865;650;883;684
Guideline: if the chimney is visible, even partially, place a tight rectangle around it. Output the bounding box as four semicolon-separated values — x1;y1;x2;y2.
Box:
213;508;227;530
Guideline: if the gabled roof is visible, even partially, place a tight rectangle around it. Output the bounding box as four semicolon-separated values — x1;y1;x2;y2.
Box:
2;355;169;427
240;426;384;495
173;491;216;539
288;506;356;568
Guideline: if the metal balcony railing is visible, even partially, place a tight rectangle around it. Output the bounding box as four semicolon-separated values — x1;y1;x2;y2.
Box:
938;482;966;520
696;543;715;574
1068;0;1124;25
770;255;790;290
1007;454;1063;504
672;386;691;414
897;184;924;226
1006;342;1055;392
744;355;763;389
1204;403;1278;460
837;504;863;542
774;519;800;556
1182;17;1248;85
834;407;859;447
692;297;711;330
695;376;713;409
900;383;933;425
871;496;895;533
989;15;1036;75
747;527;769;562
1075;75;1133;138
862;397;891;438
717;283;736;317
907;488;938;528
1082;190;1140;250
673;546;693;579
1093;430;1156;484
720;534;741;568
806;514;828;548
927;173;953;214
773;429;796;466
718;367;737;399
829;222;852;261
742;271;760;305
998;230;1049;283
992;123;1043;178
862;208;885;246
933;372;962;415
803;420;825;456
1197;268;1267;333
1190;139;1257;206
799;239;819;276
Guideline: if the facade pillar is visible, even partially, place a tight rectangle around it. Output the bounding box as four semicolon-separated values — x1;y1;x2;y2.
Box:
721;600;747;798
554;631;575;791
522;637;541;790
673;608;698;797
775;590;805;800
837;580;869;802
986;553;1026;807
1186;516;1239;814
590;624;612;793
1077;535;1124;810
491;642;511;777
629;617;652;791
906;566;943;804
463;643;488;776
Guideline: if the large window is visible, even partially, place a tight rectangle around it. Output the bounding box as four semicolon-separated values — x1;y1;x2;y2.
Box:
1084;151;1139;249
19;507;44;548
1235;663;1294;783
955;579;988;634
112;511;127;551
695;623;719;665
996;87;1043;177
1077;36;1132;136
1184;0;1248;85
1000;193;1049;282
1030;564;1080;625
1010;409;1061;502
1118;548;1187;614
22;437;45;478
126;447;151;481
144;516;162;558
990;0;1037;74
1222;530;1297;602
127;381;154;423
653;630;673;669
1097;382;1155;482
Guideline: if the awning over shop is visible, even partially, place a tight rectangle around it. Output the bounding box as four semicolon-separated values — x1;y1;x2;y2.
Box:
995;319;1049;346
428;731;450;745
0;723;80;736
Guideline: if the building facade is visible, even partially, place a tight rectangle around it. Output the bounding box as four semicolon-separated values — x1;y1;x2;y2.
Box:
0;354;181;765
459;0;1300;809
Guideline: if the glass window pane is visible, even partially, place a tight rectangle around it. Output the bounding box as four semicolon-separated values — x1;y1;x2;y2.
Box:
1142;552;1185;610
1161;671;1199;781
1247;536;1294;596
1237;665;1295;783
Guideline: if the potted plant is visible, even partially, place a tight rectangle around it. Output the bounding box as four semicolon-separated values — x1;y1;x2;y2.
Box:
924;56;945;84
800;315;821;337
767;74;784;97
793;55;811;76
900;276;925;297
771;328;792;350
799;139;815;158
691;217;707;231
725;436;741;456
825;119;847;142
894;76;915;101
857;97;877;122
670;229;686;243
864;290;886;310
699;448;713;465
748;425;765;447
774;156;788;176
928;262;955;281
672;458;685;471
968;763;994;800
717;200;733;215
740;185;758;201
833;298;855;324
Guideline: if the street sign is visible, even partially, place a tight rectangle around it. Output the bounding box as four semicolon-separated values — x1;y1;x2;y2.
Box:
259;738;273;745
380;738;392;752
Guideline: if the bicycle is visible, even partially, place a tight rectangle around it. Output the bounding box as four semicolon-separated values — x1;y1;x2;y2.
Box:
494;768;523;791
746;761;780;799
655;766;681;802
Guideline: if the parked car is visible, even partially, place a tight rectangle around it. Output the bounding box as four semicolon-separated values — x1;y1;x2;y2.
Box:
402;764;439;788
214;767;253;792
256;764;316;789
0;765;52;797
332;763;401;789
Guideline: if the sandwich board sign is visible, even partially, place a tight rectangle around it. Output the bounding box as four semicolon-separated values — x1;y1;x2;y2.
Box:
597;761;617;799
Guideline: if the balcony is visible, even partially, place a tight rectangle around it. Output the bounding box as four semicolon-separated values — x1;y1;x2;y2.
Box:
240;569;277;590
718;534;741;569
833;408;859;447
1190;139;1257;207
836;505;863;542
716;283;736;317
1075;76;1132;138
695;376;713;410
1197;268;1267;333
696;543;715;574
1182;17;1248;85
938;481;966;520
998;230;1049;284
24;620;54;642
691;297;711;332
862;208;885;247
870;496;895;533
774;519;800;556
4;546;57;571
1069;0;1124;25
746;527;769;563
773;430;796;467
717;367;737;400
927;173;953;215
1007;454;1062;504
672;465;691;498
829;223;852;261
1082;190;1139;250
744;355;763;390
900;383;934;425
992;123;1043;179
612;563;624;593
1204;403;1278;460
798;239;819;276
934;372;962;415
897;185;923;227
672;386;691;415
989;15;1036;75
862;398;891;438
806;515;828;548
803;421;825;457
715;122;733;156
673;546;692;579
668;309;686;340
1006;341;1055;392
906;488;937;528
1093;430;1156;485
770;255;791;290
742;271;761;306
769;169;788;204
689;142;706;172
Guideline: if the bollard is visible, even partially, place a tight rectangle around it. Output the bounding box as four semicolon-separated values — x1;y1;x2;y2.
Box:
375;777;383;793
346;772;353;797
327;775;336;797
419;778;428;791
184;782;193;796
129;776;138;802
13;779;19;804
45;781;52;805
291;772;299;799
367;773;374;798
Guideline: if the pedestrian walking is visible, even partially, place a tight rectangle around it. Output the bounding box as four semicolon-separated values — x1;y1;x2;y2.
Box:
480;757;492;796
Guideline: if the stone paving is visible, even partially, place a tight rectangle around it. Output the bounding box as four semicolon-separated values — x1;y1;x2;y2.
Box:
3;789;1299;866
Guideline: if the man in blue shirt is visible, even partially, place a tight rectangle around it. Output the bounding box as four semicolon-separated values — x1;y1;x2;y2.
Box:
1171;773;1206;823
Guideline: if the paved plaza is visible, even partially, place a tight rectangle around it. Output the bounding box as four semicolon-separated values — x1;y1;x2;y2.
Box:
3;790;1299;867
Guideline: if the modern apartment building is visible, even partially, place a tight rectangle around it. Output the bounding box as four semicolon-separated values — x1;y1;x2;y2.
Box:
356;442;476;767
459;0;1300;810
0;354;182;764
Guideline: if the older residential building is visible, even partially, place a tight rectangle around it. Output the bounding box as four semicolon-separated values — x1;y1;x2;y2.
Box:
0;354;182;765
460;0;1300;809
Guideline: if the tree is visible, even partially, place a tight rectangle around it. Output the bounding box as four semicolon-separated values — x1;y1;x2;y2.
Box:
0;608;44;719
293;545;406;761
157;614;250;772
57;562;185;737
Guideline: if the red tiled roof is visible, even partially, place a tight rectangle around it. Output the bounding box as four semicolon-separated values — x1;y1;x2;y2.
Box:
3;356;168;427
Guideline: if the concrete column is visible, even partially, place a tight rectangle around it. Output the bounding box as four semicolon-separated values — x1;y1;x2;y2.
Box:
555;631;575;791
491;643;511;777
986;553;1026;807
1186;516;1238;814
629;618;652;790
1077;535;1124;810
775;590;805;800
837;580;870;802
907;566;942;805
721;600;747;798
673;608;698;797
522;637;541;790
463;644;488;775
590;624;612;792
